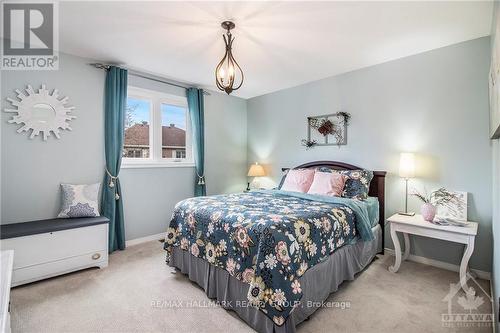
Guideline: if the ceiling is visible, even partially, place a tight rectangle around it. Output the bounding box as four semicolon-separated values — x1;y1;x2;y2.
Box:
59;1;493;99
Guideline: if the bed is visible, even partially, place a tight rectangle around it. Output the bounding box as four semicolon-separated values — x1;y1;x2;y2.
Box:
164;161;386;333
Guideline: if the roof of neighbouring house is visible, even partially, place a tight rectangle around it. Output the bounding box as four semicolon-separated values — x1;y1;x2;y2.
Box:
124;123;186;146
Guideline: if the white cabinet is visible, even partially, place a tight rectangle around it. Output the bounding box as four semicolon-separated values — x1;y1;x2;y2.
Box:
0;218;109;287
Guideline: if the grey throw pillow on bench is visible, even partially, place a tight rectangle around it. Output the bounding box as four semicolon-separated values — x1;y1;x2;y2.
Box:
58;183;101;218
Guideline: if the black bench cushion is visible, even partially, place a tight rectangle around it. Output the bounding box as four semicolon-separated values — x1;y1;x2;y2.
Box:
0;216;109;239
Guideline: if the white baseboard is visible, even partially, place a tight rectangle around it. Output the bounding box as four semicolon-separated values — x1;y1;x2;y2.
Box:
126;233;165;247
384;247;491;280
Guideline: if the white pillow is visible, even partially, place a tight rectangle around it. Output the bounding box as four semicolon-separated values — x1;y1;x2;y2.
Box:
58;183;101;218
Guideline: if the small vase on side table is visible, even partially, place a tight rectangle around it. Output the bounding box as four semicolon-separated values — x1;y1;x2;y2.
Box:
421;203;437;222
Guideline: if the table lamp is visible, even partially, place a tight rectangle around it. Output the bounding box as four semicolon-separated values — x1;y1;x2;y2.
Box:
399;152;415;216
247;162;266;191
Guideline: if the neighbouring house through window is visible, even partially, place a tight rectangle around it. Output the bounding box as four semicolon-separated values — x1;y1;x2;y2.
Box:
161;103;187;159
123;86;192;167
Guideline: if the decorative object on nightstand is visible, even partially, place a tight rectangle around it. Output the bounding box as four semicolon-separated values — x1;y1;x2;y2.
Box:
247;162;266;191
436;190;468;221
411;188;461;222
398;152;415;216
387;213;478;295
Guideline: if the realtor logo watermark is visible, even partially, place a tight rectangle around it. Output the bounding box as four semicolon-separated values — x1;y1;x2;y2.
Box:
151;299;351;310
442;273;493;329
1;1;59;70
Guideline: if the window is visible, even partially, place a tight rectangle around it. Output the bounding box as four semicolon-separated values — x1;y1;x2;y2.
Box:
161;103;188;161
122;87;192;167
123;97;151;159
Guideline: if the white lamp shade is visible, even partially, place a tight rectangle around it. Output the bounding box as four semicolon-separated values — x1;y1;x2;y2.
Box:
399;153;415;178
247;163;266;177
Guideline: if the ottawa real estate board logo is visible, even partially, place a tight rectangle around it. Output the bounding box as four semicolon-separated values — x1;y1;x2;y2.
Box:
1;1;59;70
442;273;493;329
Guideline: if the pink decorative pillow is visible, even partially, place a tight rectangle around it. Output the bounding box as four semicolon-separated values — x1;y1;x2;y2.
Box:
281;169;315;193
307;171;347;197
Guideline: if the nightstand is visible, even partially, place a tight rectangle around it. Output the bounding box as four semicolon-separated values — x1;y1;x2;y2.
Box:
387;213;478;295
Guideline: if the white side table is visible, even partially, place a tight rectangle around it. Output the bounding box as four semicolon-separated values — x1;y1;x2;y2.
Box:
1;250;14;333
387;214;478;295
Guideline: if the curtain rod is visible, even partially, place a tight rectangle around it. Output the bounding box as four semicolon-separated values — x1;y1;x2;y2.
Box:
89;63;210;95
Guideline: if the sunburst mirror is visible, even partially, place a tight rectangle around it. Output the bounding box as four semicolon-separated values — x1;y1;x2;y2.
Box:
4;84;76;140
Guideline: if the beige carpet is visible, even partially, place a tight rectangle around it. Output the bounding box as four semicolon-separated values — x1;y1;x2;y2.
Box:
10;241;493;333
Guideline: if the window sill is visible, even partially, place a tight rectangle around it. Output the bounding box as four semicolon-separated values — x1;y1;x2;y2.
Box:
121;162;195;169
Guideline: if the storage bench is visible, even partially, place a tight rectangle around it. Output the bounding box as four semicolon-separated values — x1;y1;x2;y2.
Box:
0;217;109;286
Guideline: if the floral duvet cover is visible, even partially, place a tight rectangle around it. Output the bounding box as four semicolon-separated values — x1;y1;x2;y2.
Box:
164;190;374;326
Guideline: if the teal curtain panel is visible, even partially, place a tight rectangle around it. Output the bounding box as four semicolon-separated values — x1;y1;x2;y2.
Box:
187;88;206;196
101;66;128;252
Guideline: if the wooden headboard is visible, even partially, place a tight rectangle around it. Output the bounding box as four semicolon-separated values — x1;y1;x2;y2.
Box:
282;161;387;252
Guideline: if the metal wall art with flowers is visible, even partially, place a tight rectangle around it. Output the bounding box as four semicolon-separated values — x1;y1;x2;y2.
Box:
302;112;350;149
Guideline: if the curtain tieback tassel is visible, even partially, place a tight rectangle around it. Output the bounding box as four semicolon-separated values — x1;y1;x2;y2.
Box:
106;167;120;200
197;173;205;185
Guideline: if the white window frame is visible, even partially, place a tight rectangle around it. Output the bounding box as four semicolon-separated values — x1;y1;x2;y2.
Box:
122;86;194;168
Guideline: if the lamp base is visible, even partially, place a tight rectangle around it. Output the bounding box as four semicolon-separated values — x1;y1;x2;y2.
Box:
398;211;415;216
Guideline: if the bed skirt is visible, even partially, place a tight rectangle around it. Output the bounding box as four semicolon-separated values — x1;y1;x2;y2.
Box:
169;225;382;333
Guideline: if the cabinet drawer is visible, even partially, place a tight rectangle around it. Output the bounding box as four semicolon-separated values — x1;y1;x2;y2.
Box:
12;250;107;286
1;224;107;269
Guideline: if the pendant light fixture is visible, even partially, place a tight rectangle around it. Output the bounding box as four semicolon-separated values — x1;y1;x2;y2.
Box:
215;21;244;95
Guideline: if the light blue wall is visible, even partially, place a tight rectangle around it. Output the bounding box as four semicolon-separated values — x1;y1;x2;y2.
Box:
1;53;105;223
247;37;493;272
1;52;248;241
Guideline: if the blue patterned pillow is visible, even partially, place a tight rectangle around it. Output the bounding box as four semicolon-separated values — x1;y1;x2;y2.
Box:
317;167;373;200
58;183;101;218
